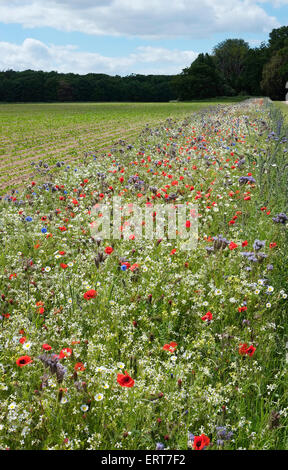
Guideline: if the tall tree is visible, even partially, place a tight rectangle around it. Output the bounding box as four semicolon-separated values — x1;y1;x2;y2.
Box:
240;43;270;96
174;53;225;100
268;26;288;53
261;46;288;100
213;39;250;94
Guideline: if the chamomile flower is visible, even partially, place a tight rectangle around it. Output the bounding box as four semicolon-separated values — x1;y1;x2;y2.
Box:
267;286;274;293
215;289;222;296
8;402;17;410
95;393;104;401
23;342;32;350
80;404;89;412
117;362;125;369
44;266;51;272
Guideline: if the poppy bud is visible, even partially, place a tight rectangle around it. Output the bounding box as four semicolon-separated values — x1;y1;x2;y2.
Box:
133;320;138;327
177;379;182;387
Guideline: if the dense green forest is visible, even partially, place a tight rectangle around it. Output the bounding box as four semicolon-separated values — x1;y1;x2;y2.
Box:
0;26;287;102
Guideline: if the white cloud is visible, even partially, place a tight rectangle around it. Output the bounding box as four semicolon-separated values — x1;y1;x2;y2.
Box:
0;38;198;75
0;0;280;38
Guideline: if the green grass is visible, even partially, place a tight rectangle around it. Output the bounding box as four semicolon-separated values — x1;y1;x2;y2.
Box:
274;101;288;119
0;100;245;194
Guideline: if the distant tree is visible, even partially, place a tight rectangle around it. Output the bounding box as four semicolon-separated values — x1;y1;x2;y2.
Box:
174;53;225;100
268;26;288;53
57;80;74;101
261;46;288;100
213;39;250;94
240;43;270;96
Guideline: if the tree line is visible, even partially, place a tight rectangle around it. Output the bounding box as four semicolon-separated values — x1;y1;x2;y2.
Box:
0;26;287;102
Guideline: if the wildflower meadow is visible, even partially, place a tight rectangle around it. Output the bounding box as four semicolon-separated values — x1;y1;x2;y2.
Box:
0;98;287;450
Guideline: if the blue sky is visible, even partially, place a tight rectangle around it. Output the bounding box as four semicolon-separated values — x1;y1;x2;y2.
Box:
0;0;287;75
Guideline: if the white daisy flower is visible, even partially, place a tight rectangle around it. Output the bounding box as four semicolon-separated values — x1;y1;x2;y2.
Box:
95;393;104;401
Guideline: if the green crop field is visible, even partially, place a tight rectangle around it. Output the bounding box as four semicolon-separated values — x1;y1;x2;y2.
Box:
0;99;244;194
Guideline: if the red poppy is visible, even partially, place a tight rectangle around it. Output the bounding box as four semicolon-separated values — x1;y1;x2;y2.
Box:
245;345;256;357
238;306;247;313
239;343;248;355
59;348;72;359
74;362;86;371
239;343;256;356
83;289;98;300
130;263;139;271
117;371;135;388
163;342;178;353
16;355;32;367
104;246;114;254
201;311;213;321
19;337;26;344
229;242;238;250
193;434;210;450
42;343;52;351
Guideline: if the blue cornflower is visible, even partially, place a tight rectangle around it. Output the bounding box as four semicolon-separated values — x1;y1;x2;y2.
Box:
156;442;165;450
25;216;33;222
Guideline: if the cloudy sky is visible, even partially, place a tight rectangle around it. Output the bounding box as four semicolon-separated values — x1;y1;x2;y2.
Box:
0;0;287;75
